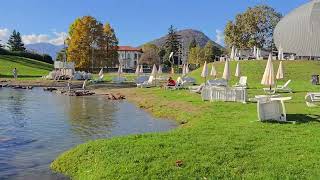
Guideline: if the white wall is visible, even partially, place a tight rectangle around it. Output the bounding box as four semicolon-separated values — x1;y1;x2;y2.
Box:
118;51;142;69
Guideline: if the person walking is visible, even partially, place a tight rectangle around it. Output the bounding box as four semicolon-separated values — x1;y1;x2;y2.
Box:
13;68;18;79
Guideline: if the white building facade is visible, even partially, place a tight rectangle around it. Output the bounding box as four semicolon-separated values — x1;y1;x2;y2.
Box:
118;46;143;69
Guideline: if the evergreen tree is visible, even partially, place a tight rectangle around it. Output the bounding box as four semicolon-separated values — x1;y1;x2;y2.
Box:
56;48;66;61
188;45;204;66
163;25;181;66
203;41;214;62
189;38;197;51
7;30;26;51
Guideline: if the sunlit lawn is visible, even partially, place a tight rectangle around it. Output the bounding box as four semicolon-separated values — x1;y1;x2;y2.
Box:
50;60;320;179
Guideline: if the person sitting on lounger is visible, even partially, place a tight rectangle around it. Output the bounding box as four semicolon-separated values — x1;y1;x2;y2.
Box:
167;77;176;86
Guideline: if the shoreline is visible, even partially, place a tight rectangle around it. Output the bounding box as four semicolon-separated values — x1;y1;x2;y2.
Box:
0;79;137;88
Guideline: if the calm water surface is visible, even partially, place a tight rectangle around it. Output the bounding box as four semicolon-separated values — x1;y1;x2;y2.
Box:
0;88;176;179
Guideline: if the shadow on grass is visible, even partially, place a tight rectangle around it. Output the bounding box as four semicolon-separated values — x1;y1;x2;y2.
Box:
260;114;320;124
287;114;320;123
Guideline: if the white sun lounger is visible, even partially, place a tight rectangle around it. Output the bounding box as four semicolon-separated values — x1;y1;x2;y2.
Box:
90;74;104;83
276;80;292;93
233;76;247;88
189;83;205;93
305;93;320;107
137;76;154;88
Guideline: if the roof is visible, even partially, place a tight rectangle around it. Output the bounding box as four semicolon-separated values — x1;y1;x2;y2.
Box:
274;0;320;56
117;46;142;52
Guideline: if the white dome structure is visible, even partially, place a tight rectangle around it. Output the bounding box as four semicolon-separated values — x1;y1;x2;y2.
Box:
274;0;320;57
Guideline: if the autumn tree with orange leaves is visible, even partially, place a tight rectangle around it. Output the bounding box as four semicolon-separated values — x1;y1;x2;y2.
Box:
67;16;118;71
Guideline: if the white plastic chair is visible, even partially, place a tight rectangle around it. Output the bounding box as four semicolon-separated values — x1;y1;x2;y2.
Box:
276;80;292;93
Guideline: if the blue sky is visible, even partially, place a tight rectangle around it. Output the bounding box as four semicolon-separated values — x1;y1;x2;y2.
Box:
0;0;308;46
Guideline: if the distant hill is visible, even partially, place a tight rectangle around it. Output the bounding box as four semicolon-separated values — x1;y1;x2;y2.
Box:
144;29;224;51
26;43;64;60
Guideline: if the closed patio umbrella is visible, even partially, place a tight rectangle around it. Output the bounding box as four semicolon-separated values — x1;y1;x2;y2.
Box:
235;48;238;59
253;46;256;57
151;64;158;86
276;61;284;80
158;65;163;74
256;48;260;60
135;65;140;75
235;62;241;77
278;46;284;60
210;64;217;78
201;61;209;83
117;65;123;80
151;64;157;76
139;65;144;74
222;59;230;81
182;64;186;76
230;46;235;60
261;54;275;89
118;65;123;75
185;64;190;74
98;68;103;77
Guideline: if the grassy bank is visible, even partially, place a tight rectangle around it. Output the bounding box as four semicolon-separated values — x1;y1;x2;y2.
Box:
51;60;320;179
0;55;53;79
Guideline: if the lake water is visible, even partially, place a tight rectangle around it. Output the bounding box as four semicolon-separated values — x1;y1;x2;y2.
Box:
0;88;176;179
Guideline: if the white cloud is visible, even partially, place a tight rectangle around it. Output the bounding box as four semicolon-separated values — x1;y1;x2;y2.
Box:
215;29;225;45
22;31;67;45
0;28;10;43
0;28;67;46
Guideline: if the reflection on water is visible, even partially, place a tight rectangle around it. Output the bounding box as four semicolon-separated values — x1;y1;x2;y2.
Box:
0;88;176;179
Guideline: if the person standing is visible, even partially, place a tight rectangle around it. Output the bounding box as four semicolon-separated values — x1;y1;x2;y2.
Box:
13;68;18;79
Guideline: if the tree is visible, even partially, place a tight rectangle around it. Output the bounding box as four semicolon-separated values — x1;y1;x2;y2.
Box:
140;43;160;65
7;30;26;52
203;41;214;62
189;38;197;51
0;40;3;48
56;48;66;61
163;25;181;66
188;45;204;66
224;5;282;50
67;16;106;71
101;23;118;67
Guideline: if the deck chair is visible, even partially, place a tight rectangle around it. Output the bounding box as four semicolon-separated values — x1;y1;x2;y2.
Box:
305;93;320;107
137;76;154;88
189;83;205;93
90;74;104;83
276;80;292;93
233;76;247;88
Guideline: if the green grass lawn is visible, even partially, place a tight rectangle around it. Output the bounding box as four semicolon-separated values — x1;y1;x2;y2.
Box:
0;55;53;79
51;60;320;179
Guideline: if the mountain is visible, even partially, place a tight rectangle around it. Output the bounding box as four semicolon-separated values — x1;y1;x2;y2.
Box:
145;29;224;50
26;43;64;60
